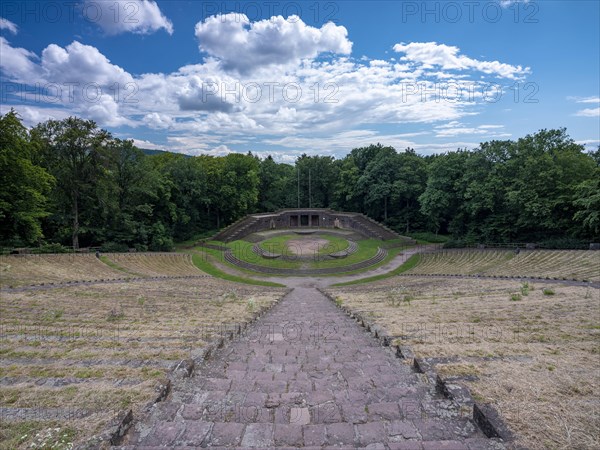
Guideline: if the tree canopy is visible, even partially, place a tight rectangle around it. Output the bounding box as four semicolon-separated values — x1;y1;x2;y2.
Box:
1;111;598;250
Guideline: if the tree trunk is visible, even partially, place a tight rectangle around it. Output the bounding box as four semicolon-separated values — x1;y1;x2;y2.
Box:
72;192;80;250
384;196;388;222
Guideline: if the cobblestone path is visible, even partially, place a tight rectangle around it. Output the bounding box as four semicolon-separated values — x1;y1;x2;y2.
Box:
119;287;504;449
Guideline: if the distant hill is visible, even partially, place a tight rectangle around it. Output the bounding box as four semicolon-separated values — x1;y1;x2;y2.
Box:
140;148;191;157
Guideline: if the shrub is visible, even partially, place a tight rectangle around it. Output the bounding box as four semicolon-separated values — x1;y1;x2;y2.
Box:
510;293;522;301
443;238;476;249
407;232;450;244
543;288;555;296
33;243;72;254
538;238;588;249
100;241;129;253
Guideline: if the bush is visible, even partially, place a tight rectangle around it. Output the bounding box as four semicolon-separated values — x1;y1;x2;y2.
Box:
443;238;476;249
407;232;450;243
543;288;555;296
538;238;588;249
510;293;522;301
33;243;72;254
100;242;129;253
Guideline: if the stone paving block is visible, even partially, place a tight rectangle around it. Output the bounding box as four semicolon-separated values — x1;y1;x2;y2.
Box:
208;422;245;447
340;403;368;424
290;407;311;425
414;419;454;441
139;421;185;446
273;423;304;447
255;379;288;393
388;442;423;450
422;440;469;449
241;423;275;447
368;401;402;420
238;406;273;423
356;421;387;446
326;422;356;446
302;423;326;446
310;402;343;424
180;403;203;420
124;286;503;449
154;401;181;421
388;420;421;440
175;421;212;446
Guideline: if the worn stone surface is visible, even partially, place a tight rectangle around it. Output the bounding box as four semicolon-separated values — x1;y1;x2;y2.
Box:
118;287;504;448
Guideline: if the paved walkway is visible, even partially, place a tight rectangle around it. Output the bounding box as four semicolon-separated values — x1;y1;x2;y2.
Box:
119;287;504;449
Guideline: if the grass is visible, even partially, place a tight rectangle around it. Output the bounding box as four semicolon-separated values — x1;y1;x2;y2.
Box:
258;233;349;256
0;251;287;448
197;235;403;279
229;239;301;269
226;236;381;271
328;278;600;450
408;249;600;281
333;253;421;286
173;230;219;249
1;277;286;448
99;255;140;276
189;250;284;287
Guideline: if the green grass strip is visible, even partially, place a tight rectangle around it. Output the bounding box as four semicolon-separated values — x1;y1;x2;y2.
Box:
332;253;421;286
98;255;141;276
189;251;285;287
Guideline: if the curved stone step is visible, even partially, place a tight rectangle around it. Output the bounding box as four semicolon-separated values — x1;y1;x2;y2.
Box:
223;247;388;276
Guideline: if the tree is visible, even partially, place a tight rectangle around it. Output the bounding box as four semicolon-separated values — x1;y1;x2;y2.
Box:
419;151;470;234
32;117;111;249
0;110;54;245
357;145;399;221
391;148;427;233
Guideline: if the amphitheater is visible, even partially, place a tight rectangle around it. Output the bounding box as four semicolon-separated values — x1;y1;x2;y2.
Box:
1;209;598;450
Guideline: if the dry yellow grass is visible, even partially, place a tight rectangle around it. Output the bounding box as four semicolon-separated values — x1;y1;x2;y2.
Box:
409;249;600;282
103;252;204;277
0;278;287;449
328;277;600;450
0;252;207;289
0;254;125;288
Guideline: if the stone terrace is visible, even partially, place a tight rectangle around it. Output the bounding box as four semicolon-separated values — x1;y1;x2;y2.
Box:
118;287;504;449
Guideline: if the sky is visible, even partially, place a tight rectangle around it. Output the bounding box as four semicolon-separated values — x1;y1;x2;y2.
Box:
1;0;598;162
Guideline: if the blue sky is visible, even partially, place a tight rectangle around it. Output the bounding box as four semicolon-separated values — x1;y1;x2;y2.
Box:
1;0;598;161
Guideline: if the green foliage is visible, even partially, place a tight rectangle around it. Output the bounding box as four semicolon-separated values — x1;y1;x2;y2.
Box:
32;243;71;254
0;110;54;245
100;242;129;253
333;253;421;286
510;293;522;302
1;110;597;251
407;232;449;243
538;238;589;249
543;288;556;296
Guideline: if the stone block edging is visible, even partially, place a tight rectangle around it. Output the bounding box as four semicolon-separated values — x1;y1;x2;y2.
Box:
317;287;517;445
78;287;290;449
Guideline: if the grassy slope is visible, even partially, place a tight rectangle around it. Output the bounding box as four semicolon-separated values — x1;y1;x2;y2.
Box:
333;254;421;286
188;250;285;287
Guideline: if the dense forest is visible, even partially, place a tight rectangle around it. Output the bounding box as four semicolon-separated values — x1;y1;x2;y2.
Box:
1;109;599;251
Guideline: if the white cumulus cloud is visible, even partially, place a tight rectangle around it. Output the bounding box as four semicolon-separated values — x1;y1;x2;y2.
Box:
194;14;352;74
0;17;18;34
393;42;529;79
84;0;173;35
575;107;600;118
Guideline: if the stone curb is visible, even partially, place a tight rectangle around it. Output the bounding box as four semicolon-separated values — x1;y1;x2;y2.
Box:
317;287;517;446
395;272;597;285
224;247;388;276
77;287;291;449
